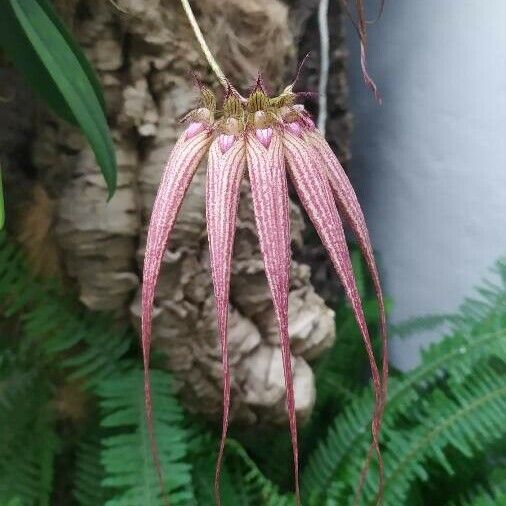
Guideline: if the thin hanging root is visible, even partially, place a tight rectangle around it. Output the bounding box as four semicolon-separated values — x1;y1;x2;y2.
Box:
317;0;330;133
342;0;385;102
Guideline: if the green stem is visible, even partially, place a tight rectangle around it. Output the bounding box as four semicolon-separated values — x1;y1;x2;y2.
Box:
179;0;228;88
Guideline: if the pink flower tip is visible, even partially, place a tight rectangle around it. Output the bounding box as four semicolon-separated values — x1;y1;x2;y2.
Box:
255;127;273;148
218;134;236;154
285;121;303;137
186;121;206;139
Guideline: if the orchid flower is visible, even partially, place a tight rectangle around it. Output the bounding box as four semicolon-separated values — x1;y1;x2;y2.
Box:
141;79;387;505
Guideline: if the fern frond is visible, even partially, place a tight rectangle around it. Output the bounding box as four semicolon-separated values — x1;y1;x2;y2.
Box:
191;449;240;506
3;498;24;506
303;260;506;504
450;467;506;506
226;440;294;506
98;368;195;506
391;313;452;339
187;429;293;506
349;365;506;506
450;258;506;335
456;487;506;506
73;433;108;506
0;371;58;506
0;232;131;389
189;434;253;506
302;328;506;503
301;384;374;503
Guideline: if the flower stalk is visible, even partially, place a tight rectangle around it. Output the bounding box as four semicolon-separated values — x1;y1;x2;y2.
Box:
179;0;228;89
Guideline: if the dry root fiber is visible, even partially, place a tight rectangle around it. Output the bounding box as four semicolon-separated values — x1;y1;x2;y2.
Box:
198;0;296;89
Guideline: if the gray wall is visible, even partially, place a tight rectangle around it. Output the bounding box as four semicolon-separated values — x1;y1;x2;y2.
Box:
346;1;506;369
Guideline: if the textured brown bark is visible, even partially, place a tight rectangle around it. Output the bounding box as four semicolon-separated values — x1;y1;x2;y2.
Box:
1;0;352;425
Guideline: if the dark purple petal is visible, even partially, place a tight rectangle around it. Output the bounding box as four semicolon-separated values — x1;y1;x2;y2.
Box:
308;129;388;409
284;130;384;501
142;125;211;491
206;134;246;504
247;129;300;504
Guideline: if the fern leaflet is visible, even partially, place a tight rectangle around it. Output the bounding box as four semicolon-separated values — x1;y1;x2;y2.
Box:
98;368;195;506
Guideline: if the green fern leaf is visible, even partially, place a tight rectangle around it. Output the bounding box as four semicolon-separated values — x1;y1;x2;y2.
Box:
303;260;506;504
73;433;109;506
226;440;294;506
457;489;506;506
452;486;506;506
0;233;132;389
97;368;194;506
448;466;506;506
189;434;247;506
0;371;58;506
347;366;506;505
187;430;292;506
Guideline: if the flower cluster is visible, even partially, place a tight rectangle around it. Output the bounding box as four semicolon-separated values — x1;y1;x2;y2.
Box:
142;78;388;504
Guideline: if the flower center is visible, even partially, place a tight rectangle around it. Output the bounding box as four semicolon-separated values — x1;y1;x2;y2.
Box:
183;79;315;142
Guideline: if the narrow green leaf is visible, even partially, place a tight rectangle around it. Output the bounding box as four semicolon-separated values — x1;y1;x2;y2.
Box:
34;0;106;112
0;2;75;124
0;0;117;196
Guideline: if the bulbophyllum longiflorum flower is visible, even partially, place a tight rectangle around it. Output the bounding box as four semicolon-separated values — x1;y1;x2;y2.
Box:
142;80;388;505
